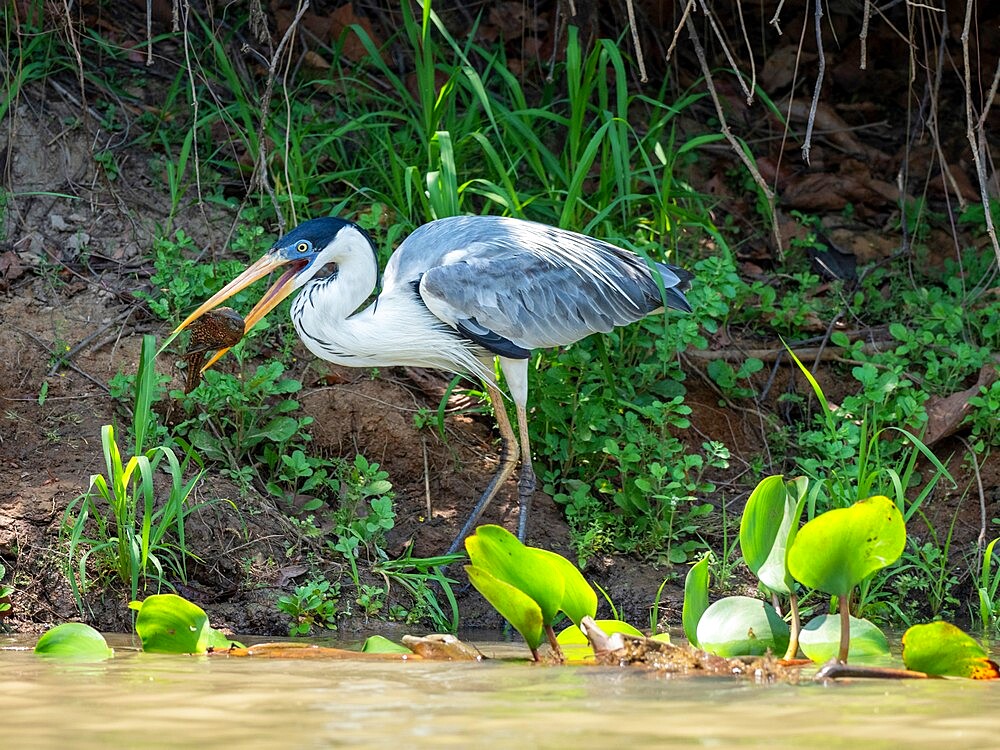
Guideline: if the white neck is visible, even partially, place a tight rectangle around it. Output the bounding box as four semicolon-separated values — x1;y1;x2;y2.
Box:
289;250;494;381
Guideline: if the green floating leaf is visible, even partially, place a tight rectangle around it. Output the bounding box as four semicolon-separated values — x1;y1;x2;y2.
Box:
361;635;413;655
465;565;544;651
133;594;241;654
788;495;905;596
34;623;113;662
682;554;710;647
902;622;1000;679
556;619;645;660
740;475;806;595
696;596;790;658
799;614;889;664
465;525;597;628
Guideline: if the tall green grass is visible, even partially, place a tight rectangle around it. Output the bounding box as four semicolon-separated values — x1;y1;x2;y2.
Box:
62;336;223;610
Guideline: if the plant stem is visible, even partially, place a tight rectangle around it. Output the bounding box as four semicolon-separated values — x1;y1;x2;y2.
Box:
838;592;851;663
544;624;564;663
783;593;801;661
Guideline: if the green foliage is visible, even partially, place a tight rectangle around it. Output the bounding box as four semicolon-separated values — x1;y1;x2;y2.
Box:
902;621;1000;679
130;593;241;653
681;554;710;648
788;495;905;598
360;635;413;655
170;363;321;496
276;579;341;636
739;475;807;596
62;337;219;608
798;614;890;664
0;561;11;618
465;525;597;659
976;538;1000;632
695;596;790;657
965;380;1000;451
34;623;113;662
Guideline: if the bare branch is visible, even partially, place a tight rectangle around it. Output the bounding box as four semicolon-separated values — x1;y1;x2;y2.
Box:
962;0;1000;268
624;0;647;83
801;0;826;165
685;15;782;257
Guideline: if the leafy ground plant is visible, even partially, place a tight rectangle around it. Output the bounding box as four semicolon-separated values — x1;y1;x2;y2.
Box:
62;336;220;608
276;579;340;636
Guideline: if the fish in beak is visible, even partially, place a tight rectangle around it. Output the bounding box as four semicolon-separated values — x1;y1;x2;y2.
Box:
172;251;308;371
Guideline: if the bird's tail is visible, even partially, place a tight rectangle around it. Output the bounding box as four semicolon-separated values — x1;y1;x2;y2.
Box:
657;262;694;313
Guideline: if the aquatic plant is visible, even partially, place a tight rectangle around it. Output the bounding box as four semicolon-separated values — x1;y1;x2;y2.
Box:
787;495;905;663
738;475;809;659
34;622;113;662
902;622;999;679
465;525;597;660
130;593;241;654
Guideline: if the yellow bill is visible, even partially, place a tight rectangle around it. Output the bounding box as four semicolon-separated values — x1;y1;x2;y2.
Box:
173;252;307;372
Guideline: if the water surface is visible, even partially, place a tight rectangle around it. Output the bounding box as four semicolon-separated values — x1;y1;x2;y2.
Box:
3;634;998;748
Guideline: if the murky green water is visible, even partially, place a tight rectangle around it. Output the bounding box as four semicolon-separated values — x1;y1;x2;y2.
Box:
3;634;998;748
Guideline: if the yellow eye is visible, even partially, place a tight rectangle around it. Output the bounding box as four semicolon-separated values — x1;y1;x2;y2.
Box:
296;241;310;253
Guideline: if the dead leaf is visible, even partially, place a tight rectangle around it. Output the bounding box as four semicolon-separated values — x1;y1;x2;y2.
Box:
924;364;999;446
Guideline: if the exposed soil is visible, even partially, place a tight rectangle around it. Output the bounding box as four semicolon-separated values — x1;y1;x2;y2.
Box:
2;1;999;637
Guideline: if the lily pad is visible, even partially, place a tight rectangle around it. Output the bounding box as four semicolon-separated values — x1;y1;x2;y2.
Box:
787;495;905;596
681;554;710;647
34;623;113;662
696;596;789;657
902;621;1000;679
798;614;889;663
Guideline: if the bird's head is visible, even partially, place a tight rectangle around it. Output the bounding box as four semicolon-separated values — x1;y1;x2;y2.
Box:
173;216;374;370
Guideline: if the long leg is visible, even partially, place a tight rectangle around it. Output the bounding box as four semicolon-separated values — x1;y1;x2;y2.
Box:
501;357;535;542
514;400;535;541
446;381;519;555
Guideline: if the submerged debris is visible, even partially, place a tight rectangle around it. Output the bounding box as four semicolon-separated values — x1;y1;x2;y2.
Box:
581;617;795;683
813;660;930;681
210;641;421;660
401;633;485;661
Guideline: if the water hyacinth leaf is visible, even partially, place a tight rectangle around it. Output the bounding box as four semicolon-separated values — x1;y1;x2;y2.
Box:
361;635;413;654
740;475;803;594
696;596;790;657
134;593;212;653
902;622;1000;679
682;554;710;647
798;614;890;664
465;525;596;626
34;623;114;661
465;565;544;651
787;495;905;596
205;626;243;651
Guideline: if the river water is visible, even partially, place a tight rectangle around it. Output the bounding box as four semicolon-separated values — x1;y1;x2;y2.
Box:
3;634;998;748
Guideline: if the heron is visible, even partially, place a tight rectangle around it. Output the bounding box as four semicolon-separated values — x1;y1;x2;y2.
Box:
173;215;694;554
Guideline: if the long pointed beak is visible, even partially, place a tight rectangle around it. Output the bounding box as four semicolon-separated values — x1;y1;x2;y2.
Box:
173;252;306;371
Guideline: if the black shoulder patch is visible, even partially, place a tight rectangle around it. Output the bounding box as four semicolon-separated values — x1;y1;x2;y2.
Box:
456;318;531;359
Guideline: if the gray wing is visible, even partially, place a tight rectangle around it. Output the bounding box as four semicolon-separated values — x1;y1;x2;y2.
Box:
385;216;692;354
